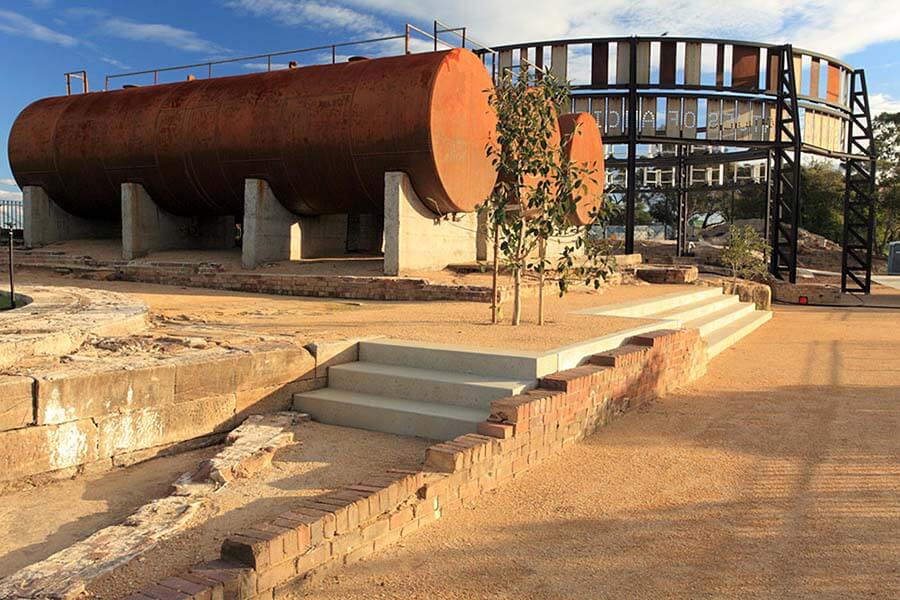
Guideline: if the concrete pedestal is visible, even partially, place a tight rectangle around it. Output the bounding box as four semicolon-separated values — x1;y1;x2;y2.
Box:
122;182;235;261
383;172;477;276
242;179;351;269
23;186;119;248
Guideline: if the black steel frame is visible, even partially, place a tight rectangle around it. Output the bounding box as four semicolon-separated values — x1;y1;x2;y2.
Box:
484;35;879;294
841;70;878;293
770;45;803;283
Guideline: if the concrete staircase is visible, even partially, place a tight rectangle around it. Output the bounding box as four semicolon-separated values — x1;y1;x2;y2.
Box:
295;287;772;440
582;286;771;358
293;340;538;440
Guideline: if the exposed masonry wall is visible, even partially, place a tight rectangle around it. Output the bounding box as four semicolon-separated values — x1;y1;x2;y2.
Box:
127;328;706;600
2;252;499;302
0;341;360;485
3;251;645;304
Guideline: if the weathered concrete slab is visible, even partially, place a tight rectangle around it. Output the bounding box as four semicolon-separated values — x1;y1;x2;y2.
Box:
0;419;97;482
97;394;236;459
0;375;34;432
35;362;176;425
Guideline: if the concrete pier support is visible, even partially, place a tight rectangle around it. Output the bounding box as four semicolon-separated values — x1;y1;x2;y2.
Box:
383;171;476;276
242;179;301;269
23;186;118;248
242;179;351;269
122;182;235;261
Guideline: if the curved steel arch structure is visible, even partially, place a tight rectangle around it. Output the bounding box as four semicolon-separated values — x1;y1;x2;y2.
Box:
480;36;877;293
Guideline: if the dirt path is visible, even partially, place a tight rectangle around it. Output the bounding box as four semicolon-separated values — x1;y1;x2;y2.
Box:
284;304;900;599
17;268;676;351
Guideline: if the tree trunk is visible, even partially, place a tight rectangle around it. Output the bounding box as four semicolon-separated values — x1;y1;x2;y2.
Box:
511;222;527;326
512;267;522;325
537;238;546;326
491;221;500;324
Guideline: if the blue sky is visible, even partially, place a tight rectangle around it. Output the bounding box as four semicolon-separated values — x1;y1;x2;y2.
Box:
2;0;899;201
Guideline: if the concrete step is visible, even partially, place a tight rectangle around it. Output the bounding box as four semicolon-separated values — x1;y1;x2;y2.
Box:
705;310;773;358
292;388;485;441
684;301;756;338
580;287;723;318
328;362;532;409
358;339;549;379
653;294;740;323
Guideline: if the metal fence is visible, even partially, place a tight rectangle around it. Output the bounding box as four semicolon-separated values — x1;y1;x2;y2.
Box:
0;199;23;230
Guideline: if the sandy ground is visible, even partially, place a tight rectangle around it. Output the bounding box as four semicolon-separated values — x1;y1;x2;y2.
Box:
0;422;429;598
282;303;900;599
0;446;219;577
16;268;680;352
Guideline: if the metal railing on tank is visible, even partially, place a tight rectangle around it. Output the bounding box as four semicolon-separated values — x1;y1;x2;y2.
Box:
100;21;481;91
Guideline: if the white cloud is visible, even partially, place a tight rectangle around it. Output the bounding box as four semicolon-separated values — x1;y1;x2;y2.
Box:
100;56;131;70
0;179;17;188
0;9;78;47
224;0;387;35
870;93;900;116
340;0;899;60
102;17;226;54
0;190;22;202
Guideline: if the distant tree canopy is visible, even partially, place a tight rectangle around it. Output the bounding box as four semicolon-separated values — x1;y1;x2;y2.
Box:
799;161;844;244
874;112;900;252
598;119;900;254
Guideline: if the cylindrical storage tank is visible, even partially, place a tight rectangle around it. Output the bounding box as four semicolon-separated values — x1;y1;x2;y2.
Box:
8;48;497;219
559;112;605;226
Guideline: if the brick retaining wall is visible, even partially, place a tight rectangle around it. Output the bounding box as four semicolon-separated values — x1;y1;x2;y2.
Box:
127;328;707;600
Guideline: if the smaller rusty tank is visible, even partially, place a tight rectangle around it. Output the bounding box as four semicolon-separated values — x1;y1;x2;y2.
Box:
559;112;605;226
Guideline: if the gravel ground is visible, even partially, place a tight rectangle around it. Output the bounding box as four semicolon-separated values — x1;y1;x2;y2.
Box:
282;303;900;599
17;268;677;352
84;422;430;599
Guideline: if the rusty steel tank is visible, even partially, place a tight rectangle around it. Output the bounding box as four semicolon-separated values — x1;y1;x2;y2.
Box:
8;48;498;219
559;112;605;226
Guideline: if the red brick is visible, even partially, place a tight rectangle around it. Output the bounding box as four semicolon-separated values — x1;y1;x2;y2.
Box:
477;421;514;439
142;583;192;599
389;506;415;530
488;396;531;423
158;576;213;599
420;475;449;499
424;444;465;473
221;533;271;569
539;366;595;392
629;329;679;347
295;544;330;574
595;347;641;366
256;557;297;593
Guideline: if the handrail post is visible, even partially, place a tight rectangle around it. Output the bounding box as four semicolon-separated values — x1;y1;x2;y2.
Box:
462;27;467;48
267;55;272;71
405;24;410;54
433;20;438;51
332;45;336;64
66;74;71;96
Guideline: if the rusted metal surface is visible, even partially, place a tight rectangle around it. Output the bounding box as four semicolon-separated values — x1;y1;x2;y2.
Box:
559;112;605;226
9;48;497;219
732;45;760;90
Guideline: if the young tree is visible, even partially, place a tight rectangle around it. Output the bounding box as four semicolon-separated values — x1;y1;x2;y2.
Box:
481;68;612;325
720;224;769;285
